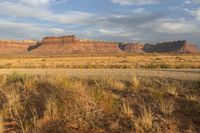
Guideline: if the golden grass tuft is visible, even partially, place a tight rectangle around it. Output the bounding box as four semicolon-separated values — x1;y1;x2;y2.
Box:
134;106;154;132
45;97;58;119
130;76;140;92
186;95;199;102
122;102;134;119
112;81;126;91
166;85;178;96
106;77;126;91
159;98;175;116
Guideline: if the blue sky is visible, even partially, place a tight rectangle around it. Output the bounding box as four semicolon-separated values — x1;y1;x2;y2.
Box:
0;0;200;44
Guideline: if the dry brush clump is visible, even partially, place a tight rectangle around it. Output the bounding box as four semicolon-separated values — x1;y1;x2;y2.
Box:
0;73;199;132
159;98;175;116
133;105;155;133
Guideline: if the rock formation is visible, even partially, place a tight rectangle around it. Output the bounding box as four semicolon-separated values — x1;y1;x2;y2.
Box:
143;40;198;54
29;36;123;55
0;39;36;54
119;43;144;53
42;35;76;45
0;35;198;55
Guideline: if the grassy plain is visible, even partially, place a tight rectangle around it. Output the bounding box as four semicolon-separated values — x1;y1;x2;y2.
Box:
0;54;200;68
0;72;199;133
0;54;200;132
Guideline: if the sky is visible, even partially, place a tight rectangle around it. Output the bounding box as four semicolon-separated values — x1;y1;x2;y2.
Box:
0;0;200;44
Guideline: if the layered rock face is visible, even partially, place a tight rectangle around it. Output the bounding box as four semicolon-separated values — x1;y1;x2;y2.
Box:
0;39;36;54
0;35;198;55
30;36;123;55
119;43;144;53
42;35;76;45
143;40;198;54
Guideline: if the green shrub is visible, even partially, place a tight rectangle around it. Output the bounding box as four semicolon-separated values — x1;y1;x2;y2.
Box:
6;72;27;84
145;63;159;69
159;63;172;69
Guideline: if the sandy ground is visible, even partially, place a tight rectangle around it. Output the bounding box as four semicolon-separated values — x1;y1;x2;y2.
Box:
0;69;199;81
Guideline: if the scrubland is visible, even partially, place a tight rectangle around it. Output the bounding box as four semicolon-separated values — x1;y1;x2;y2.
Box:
0;54;200;68
0;72;199;133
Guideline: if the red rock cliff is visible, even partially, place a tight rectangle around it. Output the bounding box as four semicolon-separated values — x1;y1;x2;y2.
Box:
42;35;76;45
30;35;123;55
0;39;36;54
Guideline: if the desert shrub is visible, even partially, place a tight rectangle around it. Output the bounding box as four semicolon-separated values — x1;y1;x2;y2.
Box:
152;90;165;101
106;78;126;91
145;63;159;69
6;72;27;84
2;88;27;133
159;63;172;69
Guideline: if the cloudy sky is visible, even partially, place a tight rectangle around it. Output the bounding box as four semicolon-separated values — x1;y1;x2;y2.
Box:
0;0;200;44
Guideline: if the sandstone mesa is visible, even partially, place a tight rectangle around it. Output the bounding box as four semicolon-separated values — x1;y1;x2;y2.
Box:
0;35;198;55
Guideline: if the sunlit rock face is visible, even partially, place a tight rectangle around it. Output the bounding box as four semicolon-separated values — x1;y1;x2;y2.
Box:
29;35;124;55
0;39;36;54
0;35;198;55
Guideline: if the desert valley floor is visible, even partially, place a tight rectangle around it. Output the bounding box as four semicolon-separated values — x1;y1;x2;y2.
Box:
0;55;199;133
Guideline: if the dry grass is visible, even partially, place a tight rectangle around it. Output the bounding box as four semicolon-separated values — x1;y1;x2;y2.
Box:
45;97;58;119
166;85;178;96
186;95;199;102
0;54;200;68
159;98;175;116
0;72;199;132
107;78;126;91
0;114;4;133
122;102;134;119
130;76;140;92
134;106;154;132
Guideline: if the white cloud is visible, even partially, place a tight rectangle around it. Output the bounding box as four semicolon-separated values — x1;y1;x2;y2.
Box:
0;0;199;43
187;8;200;20
0;2;93;24
139;18;197;34
14;0;69;7
156;21;195;34
185;7;200;35
98;29;121;35
49;28;65;34
188;0;200;4
185;0;192;4
0;19;66;39
21;0;50;6
111;0;159;5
